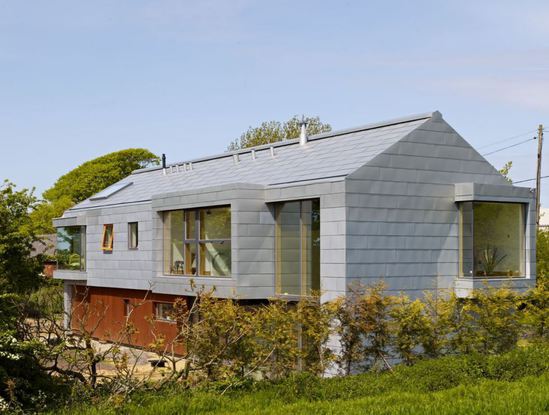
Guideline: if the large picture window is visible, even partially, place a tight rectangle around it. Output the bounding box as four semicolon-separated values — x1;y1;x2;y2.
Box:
163;206;231;277
56;226;86;271
459;202;525;278
275;199;320;296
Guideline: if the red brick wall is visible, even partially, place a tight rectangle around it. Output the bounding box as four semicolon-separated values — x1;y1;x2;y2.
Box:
71;286;188;353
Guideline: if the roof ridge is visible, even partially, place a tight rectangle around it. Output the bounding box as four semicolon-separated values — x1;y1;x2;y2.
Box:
132;111;437;175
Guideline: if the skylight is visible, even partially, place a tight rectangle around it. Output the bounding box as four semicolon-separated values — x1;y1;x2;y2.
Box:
90;182;133;200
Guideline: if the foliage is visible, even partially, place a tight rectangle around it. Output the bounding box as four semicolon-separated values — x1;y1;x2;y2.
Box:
31;149;158;233
390;296;431;364
520;279;549;340
27;280;64;317
333;283;394;374
498;161;513;183
0;181;42;294
48;344;549;415
3;280;549;412
451;286;520;354
0;294;69;413
227;115;332;150
537;229;549;285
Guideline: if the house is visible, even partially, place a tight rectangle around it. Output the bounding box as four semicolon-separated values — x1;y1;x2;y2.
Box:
31;234;57;277
53;111;536;349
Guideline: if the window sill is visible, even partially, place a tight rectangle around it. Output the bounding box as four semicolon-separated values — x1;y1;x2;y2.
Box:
161;274;232;279
274;294;319;301
457;275;528;280
454;276;535;298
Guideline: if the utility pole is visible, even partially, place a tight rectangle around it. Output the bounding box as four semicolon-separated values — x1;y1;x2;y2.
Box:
536;124;544;228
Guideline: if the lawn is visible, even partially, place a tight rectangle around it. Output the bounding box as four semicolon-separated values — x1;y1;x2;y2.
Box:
53;345;549;415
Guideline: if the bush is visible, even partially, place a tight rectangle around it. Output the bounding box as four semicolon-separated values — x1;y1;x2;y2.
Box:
27;281;64;318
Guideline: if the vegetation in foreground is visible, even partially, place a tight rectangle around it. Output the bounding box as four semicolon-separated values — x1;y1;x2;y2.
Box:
51;344;549;415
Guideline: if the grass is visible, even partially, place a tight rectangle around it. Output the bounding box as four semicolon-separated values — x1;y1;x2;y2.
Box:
53;345;549;415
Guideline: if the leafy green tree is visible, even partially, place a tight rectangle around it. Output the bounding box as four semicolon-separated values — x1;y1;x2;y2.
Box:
0;181;42;294
537;229;549;285
228;115;332;150
31;149;158;233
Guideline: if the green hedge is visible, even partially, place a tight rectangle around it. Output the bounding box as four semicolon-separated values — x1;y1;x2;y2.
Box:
52;343;549;415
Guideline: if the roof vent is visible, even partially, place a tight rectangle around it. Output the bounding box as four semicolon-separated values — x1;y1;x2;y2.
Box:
299;116;309;145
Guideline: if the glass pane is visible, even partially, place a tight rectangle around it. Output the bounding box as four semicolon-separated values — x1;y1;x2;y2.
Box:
129;222;138;249
185;242;197;275
460;202;474;277
56;226;85;271
155;303;175;321
102;224;113;250
200;241;231;276
200;207;231;240
310;199;321;292
277;201;302;295
186;210;196;240
164;211;184;274
473;202;524;277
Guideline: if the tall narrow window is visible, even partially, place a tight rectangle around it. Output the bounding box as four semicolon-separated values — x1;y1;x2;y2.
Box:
275;199;320;296
123;299;131;317
101;224;114;251
128;222;138;249
459;202;525;277
164;211;184;274
199;207;231;276
163;206;231;276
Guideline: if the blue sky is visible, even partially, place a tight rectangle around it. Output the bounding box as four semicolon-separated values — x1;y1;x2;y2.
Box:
0;1;548;205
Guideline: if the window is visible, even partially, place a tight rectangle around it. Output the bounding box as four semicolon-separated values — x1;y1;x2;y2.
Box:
90;182;133;200
459;202;525;278
56;226;86;271
123;299;131;317
101;224;114;251
128;222;138;249
154;302;175;322
275;199;320;296
163;206;231;276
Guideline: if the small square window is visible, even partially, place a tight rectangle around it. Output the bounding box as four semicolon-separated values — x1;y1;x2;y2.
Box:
101;224;114;251
128;222;138;249
154;302;175;322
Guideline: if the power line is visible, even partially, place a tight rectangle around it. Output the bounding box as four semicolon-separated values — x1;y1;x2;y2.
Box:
513;175;549;184
477;129;537;150
481;137;536;156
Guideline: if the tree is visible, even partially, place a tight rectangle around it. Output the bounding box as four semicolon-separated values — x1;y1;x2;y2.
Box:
228;115;332;151
31;149;158;233
499;161;513;183
0;181;42;294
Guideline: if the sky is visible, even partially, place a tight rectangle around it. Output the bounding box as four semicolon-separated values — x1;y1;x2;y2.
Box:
0;1;548;205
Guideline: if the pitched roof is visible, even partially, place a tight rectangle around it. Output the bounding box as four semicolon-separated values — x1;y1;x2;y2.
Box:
70;112;435;211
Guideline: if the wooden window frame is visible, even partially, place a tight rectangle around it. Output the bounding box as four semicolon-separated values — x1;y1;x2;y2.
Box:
101;224;114;251
163;206;231;277
275;199;320;297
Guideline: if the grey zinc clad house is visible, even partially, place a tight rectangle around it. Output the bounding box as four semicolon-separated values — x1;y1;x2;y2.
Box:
53;111;536;347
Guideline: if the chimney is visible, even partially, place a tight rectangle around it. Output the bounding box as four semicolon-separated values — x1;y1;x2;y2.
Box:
299;116;309;145
162;153;167;175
